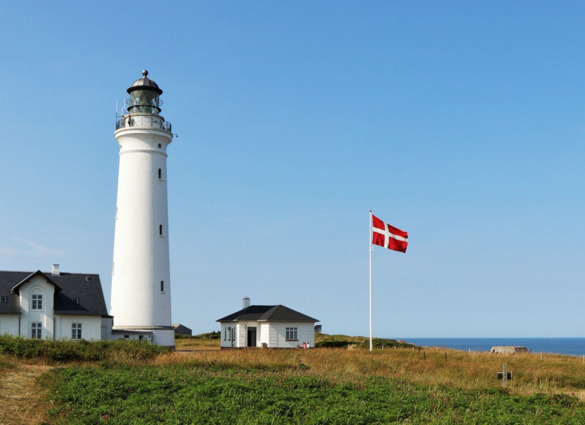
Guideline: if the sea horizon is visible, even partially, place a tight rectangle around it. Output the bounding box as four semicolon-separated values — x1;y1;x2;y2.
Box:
399;337;585;357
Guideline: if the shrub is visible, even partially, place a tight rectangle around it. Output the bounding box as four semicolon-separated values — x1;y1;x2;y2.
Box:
0;335;169;363
315;340;351;348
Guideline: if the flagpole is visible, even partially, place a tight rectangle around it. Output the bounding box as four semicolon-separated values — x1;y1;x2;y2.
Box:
369;210;373;352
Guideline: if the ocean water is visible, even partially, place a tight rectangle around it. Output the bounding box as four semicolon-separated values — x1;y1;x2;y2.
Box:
401;338;585;357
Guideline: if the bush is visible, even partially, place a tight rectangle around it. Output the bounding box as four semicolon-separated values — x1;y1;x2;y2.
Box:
315;340;351;348
0;335;169;363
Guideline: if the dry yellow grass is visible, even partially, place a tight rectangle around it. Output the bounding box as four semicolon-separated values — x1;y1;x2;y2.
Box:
165;339;585;398
0;362;53;425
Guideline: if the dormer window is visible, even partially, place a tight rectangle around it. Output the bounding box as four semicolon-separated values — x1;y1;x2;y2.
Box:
32;294;43;310
0;296;7;304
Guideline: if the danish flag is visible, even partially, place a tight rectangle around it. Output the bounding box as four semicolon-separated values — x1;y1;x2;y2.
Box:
371;214;408;253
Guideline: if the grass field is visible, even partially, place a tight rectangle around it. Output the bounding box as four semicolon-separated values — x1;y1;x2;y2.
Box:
3;335;585;424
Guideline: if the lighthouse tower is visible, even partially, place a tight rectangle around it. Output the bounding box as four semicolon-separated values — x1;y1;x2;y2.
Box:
110;70;174;347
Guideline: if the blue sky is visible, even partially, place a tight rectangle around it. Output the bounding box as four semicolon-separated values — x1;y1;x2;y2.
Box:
1;2;585;338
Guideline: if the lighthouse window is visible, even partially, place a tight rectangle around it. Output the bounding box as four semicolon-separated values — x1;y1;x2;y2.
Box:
159;225;163;236
158;168;162;180
158;143;162;149
160;281;164;292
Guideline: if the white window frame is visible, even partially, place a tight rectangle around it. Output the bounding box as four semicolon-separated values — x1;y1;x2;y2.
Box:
32;293;43;311
286;327;298;341
72;323;82;340
31;322;42;339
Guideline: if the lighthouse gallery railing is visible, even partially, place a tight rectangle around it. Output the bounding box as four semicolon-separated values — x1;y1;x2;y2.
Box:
116;116;172;132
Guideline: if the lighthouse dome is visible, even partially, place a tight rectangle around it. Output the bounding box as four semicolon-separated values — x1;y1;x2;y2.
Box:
127;70;163;95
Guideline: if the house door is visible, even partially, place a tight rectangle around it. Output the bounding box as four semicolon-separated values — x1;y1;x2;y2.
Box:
247;327;257;347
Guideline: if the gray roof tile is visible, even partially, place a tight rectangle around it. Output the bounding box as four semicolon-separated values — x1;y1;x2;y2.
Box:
217;305;318;323
0;270;109;317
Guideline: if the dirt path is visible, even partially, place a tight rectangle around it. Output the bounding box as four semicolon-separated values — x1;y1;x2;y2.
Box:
0;364;52;425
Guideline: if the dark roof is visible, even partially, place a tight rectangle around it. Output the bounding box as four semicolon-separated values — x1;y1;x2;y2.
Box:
127;70;163;95
11;270;62;294
0;270;109;317
217;305;318;323
0;271;28;314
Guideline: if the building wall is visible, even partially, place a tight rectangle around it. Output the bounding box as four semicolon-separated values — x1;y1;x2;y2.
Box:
221;322;314;348
260;323;272;347
55;315;102;340
220;322;261;348
220;323;237;348
109;332;152;342
18;276;55;340
101;317;113;340
173;324;192;336
0;315;20;336
267;323;315;348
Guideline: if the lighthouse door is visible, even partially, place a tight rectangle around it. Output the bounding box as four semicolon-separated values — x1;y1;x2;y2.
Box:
247;327;257;348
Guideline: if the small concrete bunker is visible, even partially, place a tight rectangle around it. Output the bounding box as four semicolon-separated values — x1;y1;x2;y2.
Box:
490;346;529;355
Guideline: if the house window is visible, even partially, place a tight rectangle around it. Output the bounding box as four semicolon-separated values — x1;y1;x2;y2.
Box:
286;327;298;341
72;323;82;340
226;326;235;342
31;322;42;339
0;296;7;303
32;294;43;310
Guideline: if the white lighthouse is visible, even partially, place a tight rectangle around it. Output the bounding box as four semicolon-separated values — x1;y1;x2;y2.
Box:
110;70;175;347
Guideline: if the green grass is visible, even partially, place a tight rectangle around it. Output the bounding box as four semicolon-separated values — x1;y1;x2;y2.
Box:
4;335;585;423
41;363;585;424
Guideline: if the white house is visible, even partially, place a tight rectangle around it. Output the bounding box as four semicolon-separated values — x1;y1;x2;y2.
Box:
217;299;319;349
0;265;112;341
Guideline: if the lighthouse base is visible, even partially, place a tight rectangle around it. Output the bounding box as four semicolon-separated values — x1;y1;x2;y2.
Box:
111;326;175;348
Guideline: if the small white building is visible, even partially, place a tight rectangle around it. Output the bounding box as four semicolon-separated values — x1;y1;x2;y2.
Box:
217;299;319;349
0;266;112;341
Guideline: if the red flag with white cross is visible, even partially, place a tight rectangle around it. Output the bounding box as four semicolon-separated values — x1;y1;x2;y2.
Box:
371;214;408;253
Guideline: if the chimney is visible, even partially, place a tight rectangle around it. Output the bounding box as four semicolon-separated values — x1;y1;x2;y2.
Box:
242;297;250;309
51;264;60;276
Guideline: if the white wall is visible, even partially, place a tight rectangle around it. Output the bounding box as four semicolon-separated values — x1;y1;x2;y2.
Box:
101;317;113;340
221;322;314;348
55;315;102;340
18;276;55;340
0;315;20;336
109;332;152;342
220;323;237;348
266;323;315;348
110;126;173;331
